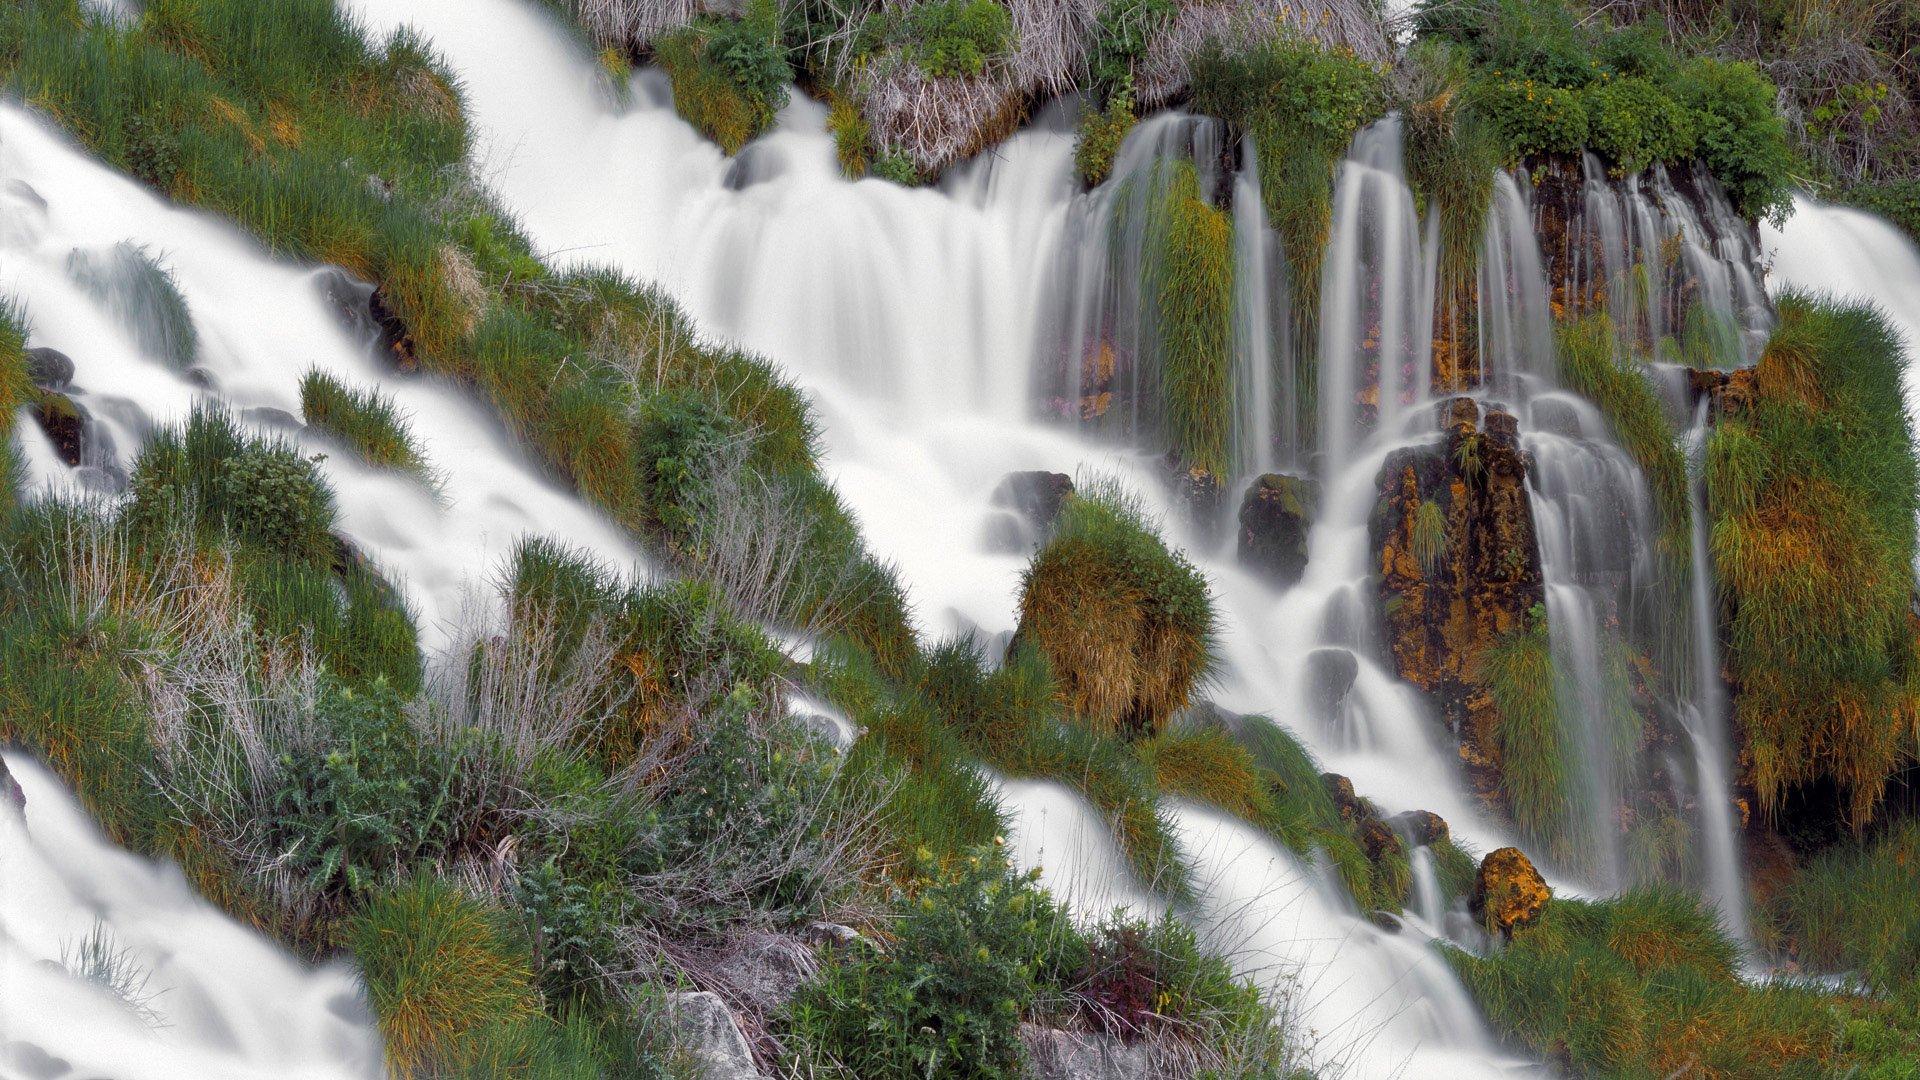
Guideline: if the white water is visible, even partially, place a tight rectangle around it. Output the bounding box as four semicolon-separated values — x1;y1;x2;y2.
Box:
0;105;646;647
0;754;383;1080
1766;197;1920;402
343;1;1532;1073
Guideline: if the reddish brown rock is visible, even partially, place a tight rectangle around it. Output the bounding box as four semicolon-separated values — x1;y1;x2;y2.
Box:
1471;846;1551;936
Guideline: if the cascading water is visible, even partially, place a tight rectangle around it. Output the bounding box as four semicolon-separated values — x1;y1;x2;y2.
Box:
0;753;383;1080
346;0;1531;1073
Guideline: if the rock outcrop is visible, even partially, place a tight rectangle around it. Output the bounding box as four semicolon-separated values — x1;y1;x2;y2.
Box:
664;991;769;1080
1020;1024;1158;1080
24;346;74;391
1371;398;1546;807
1471;846;1550;936
1236;472;1317;588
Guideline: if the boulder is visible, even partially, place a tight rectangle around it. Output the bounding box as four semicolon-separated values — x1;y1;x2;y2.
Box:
708;932;817;1017
663;991;767;1080
1304;647;1359;729
0;755;23;811
1236;472;1317;588
1471;846;1550;936
1389;810;1450;848
367;286;416;370
29;391;86;467
993;471;1074;533
1019;1024;1157;1080
24;347;74;391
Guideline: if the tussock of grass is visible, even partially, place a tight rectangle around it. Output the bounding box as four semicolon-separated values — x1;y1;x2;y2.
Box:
65;242;198;370
348;876;541;1076
1017;479;1216;742
1402;38;1502;364
298;369;433;479
652;8;787;156
0;298;29;518
1774;821;1920;999
1479;616;1581;858
1706;292;1920;826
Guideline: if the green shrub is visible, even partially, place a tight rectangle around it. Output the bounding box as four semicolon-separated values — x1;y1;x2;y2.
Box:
1087;0;1175;96
266;678;449;897
126;406;338;565
1584;75;1696;175
782;846;1083;1079
1467;75;1590;159
1073;82;1136;187
1016;481;1215;740
298;369;432;478
1843;178;1920;242
634;389;738;541
1678;57;1794;223
898;0;1014;78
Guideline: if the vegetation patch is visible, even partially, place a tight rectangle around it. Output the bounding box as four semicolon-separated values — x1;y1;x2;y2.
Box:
1479;612;1582;860
299;369;433;479
1146;160;1233;480
1016;481;1215;742
653;0;791;155
1705;293;1920;827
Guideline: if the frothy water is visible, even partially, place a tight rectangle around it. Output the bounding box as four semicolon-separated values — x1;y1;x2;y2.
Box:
0;754;383;1080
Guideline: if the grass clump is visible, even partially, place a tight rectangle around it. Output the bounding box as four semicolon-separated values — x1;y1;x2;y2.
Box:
654;0;790;155
1016;480;1215;742
1774;821;1920;1000
0;299;29;519
1451;889;1920;1075
1147;160;1233;479
298;369;432;479
1479;612;1581;859
348;876;542;1077
1705;293;1920;827
65;242;198;370
1073;81;1136;188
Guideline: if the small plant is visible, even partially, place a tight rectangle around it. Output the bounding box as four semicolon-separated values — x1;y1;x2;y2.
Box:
827;92;872;178
1087;0;1175;96
872;149;923;186
1073;81;1136;187
65;242;198;370
62;921;164;1027
654;1;790;155
1411;497;1448;576
1452;431;1485;485
126;406;339;565
898;0;1014;79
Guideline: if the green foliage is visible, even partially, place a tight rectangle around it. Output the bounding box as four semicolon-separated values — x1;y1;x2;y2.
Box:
1148;161;1233;479
827;92;872;178
1190;37;1384;438
1774;822;1920;1001
1417;0;1795;219
782;846;1080;1079
1403;39;1503;295
1073;81;1136;187
298;369;432;478
1479;615;1581;858
0;298;28;516
1450;889;1920;1075
126;406;338;566
1087;0;1175;96
1842;178;1920;242
872;149;922;186
267;678;449;897
1411;497;1448;575
634;389;738;540
655;2;790;155
1584;76;1696;175
1706;293;1920;826
890;0;1014;79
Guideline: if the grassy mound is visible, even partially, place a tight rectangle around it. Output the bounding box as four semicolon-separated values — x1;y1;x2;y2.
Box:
298;369;433;479
652;0;790;156
1147;160;1233;479
1773;821;1920;1001
1016;481;1215;741
1705;293;1920;827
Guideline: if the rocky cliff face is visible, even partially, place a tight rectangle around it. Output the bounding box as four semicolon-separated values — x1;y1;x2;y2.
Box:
1371;397;1545;805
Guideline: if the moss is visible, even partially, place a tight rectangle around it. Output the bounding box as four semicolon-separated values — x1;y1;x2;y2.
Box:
1706;293;1920;827
1016;481;1215;741
1148;161;1233;479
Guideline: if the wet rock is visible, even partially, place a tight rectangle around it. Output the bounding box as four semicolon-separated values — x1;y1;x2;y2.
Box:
1390;810;1450;848
663;991;767;1080
1304;647;1359;729
368;286;416;370
24;347;74;391
993;471;1074;533
1471;846;1550;936
0;756;24;811
1371;398;1546;811
1175;464;1223;529
1322;772;1360;820
1358;816;1403;864
30;391;87;467
1019;1024;1156;1080
242;405;304;430
1687;365;1757;417
1527;396;1584;439
1237;472;1318;588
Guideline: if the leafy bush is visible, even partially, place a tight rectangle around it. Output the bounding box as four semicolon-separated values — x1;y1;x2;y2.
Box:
1467;76;1590;158
1087;0;1175;96
900;0;1014;78
634;389;739;540
782;845;1083;1079
126;406;338;565
1073;82;1136;187
1584;76;1696;175
1678;58;1794;224
266;678;449;896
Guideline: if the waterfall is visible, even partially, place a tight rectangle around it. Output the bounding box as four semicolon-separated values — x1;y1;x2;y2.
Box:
1230;136;1291;475
1;754;383;1079
343;1;1529;1073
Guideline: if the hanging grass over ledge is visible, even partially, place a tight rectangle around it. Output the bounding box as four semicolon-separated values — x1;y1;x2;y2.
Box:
0;299;30;519
298;369;434;480
1147;160;1233;480
1705;292;1920;827
1773;821;1920;1000
1478;614;1581;861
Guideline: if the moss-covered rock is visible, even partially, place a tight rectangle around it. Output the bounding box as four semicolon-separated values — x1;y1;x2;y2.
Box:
1471;846;1549;936
1236;472;1317;588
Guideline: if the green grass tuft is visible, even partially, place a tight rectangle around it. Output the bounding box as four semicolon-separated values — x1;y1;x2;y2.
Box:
1147;161;1234;480
298;369;433;479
